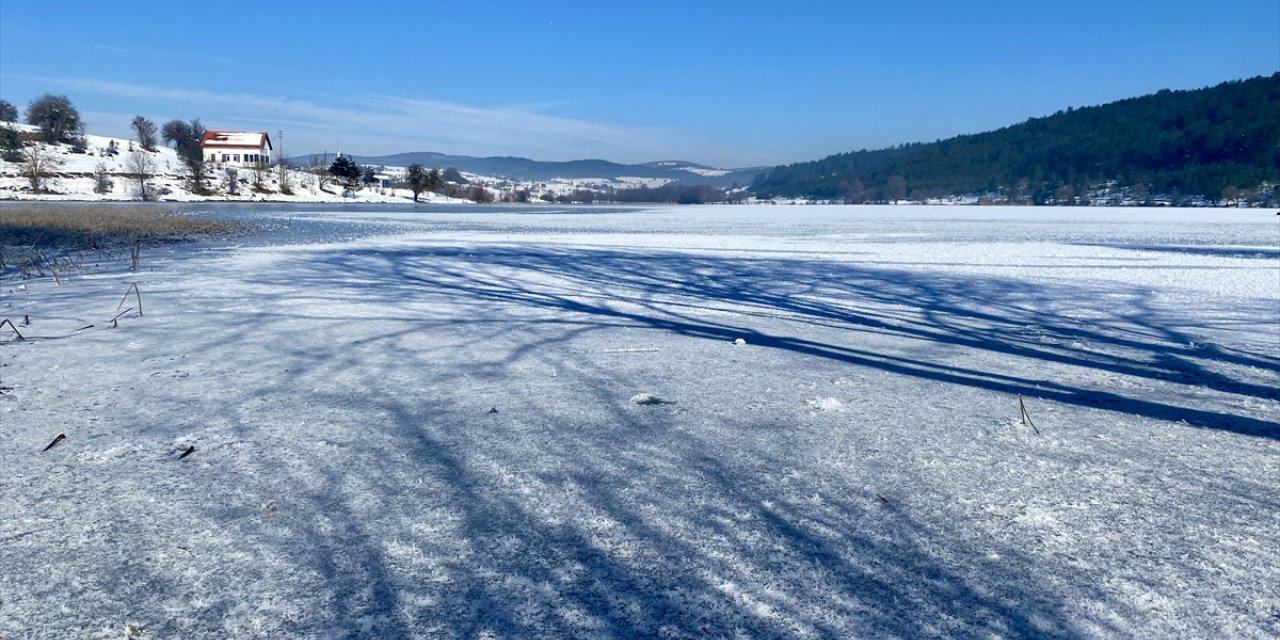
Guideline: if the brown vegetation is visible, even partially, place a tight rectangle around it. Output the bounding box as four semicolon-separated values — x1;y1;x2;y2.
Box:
0;204;243;249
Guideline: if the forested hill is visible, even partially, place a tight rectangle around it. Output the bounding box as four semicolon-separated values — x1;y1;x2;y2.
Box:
751;74;1280;202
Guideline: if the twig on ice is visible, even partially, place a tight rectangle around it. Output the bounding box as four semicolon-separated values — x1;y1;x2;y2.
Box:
0;318;24;340
42;434;67;452
111;308;132;328
117;282;143;317
1019;395;1041;435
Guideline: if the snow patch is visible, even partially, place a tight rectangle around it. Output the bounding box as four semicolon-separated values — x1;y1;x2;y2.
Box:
630;393;673;405
808;397;849;412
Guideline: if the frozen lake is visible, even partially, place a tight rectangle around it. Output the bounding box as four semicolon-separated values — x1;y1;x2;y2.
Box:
2;205;1278;638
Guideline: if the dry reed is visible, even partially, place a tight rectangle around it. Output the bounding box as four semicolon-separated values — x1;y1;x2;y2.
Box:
0;204;243;248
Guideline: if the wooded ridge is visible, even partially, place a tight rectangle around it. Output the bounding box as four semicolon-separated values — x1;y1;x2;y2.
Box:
751;74;1279;204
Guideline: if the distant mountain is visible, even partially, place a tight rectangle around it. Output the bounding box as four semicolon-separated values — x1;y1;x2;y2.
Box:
326;151;765;188
752;74;1280;203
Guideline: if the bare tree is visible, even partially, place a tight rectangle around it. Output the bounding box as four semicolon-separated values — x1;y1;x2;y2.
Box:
309;154;329;193
885;175;906;204
131;116;158;151
837;178;865;204
22;143;61;191
277;153;293;195
126;148;158;200
224;167;239;195
251;160;270;192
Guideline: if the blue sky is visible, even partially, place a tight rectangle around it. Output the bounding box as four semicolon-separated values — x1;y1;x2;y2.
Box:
1;1;1276;167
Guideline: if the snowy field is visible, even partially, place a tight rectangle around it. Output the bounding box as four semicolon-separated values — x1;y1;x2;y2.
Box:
2;204;1278;639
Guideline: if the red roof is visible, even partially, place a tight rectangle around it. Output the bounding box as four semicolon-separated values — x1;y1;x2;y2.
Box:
200;131;272;150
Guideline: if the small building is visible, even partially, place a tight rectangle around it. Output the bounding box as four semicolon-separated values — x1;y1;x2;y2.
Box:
201;131;272;167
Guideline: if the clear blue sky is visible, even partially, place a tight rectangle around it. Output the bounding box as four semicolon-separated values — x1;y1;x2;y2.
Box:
1;1;1276;167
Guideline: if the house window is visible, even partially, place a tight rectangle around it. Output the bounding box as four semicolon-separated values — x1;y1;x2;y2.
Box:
223;154;230;162
234;154;240;162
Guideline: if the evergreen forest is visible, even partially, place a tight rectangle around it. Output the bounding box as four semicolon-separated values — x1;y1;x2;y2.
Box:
751;74;1280;204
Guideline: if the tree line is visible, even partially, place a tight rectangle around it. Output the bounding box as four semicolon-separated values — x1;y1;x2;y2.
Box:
602;184;730;204
751;74;1280;204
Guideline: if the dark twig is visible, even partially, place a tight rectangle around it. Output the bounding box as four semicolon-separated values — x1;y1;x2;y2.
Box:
0;319;24;340
117;282;143;317
1;528;53;543
178;445;196;459
111;308;132;328
1019;395;1041;435
43;434;66;452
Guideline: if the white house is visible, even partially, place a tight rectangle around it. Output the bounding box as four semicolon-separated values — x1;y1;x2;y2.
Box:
201;131;272;167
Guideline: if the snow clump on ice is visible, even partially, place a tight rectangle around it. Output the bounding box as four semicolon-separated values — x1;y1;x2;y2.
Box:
808;397;849;412
630;393;671;405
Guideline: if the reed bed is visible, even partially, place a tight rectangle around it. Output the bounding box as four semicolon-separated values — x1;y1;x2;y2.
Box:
0;204;243;248
1;204;246;278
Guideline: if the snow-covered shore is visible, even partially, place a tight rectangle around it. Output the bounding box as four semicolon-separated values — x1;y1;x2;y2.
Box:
2;205;1278;638
0;122;466;204
0;123;721;205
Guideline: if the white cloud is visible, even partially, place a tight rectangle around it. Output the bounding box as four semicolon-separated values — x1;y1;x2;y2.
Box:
42;78;694;162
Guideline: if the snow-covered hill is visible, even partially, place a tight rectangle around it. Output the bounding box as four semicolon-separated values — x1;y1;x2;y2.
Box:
0;122;466;204
348;151;765;188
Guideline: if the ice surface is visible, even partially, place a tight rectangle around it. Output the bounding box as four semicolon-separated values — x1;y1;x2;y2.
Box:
1;205;1278;638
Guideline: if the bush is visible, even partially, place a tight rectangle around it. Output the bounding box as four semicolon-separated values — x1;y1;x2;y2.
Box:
93;163;114;195
443;167;467;184
0;126;22;162
328;155;362;192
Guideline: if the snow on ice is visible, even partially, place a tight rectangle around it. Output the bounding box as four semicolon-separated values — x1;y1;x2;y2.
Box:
1;204;1278;639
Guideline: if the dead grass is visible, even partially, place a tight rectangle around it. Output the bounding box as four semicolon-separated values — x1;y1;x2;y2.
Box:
1;204;248;278
0;204;244;248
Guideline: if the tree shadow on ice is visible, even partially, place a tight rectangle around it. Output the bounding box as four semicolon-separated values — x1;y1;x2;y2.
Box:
239;386;1105;638
148;241;1280;637
255;245;1279;440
